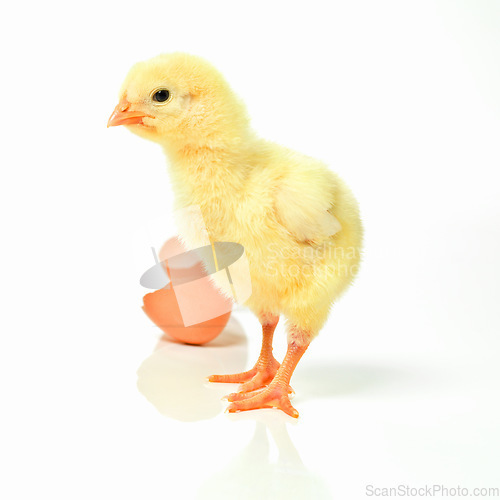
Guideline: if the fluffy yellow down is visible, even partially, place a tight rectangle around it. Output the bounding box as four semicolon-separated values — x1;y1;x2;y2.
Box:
118;53;363;344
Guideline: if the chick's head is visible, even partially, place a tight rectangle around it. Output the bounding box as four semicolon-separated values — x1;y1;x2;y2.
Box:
108;53;249;148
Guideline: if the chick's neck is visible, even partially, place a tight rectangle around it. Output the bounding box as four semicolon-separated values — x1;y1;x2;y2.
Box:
163;138;251;213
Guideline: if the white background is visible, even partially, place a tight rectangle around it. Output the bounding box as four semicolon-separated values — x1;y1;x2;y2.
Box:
1;1;499;499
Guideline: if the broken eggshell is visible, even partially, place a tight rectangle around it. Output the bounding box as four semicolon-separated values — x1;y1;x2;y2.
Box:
142;237;232;345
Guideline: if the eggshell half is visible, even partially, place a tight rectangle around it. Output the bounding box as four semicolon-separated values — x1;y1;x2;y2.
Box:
142;288;230;345
142;237;232;345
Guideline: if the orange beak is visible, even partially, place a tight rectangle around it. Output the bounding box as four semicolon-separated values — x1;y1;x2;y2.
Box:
107;99;152;128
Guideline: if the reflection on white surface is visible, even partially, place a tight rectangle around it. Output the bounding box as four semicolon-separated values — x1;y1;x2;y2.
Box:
134;309;500;499
136;313;332;499
196;413;332;500
135;312;418;499
136;316;248;421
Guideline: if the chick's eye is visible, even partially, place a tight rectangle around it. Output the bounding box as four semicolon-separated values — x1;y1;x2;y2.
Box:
153;89;170;102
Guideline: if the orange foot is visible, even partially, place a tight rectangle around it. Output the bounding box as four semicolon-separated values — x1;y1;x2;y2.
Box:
225;384;294;402
209;358;280;393
226;383;299;418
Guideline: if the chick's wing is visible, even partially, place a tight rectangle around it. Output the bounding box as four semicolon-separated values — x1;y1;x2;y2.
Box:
274;159;341;243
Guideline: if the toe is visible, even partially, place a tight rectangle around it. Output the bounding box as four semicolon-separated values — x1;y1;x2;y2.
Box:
279;396;299;418
239;377;267;393
239;381;261;393
208;369;256;384
226;387;266;402
226;385;299;418
227;398;274;413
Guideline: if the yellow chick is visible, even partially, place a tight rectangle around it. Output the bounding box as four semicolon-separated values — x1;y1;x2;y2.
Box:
108;53;363;418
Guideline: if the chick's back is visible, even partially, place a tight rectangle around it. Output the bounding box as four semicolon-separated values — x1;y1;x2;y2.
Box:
222;138;362;333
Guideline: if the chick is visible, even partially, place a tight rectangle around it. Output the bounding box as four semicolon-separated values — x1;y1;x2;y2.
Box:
108;53;363;418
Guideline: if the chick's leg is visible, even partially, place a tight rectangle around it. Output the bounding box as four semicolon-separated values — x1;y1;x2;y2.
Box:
209;315;281;391
227;336;309;419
